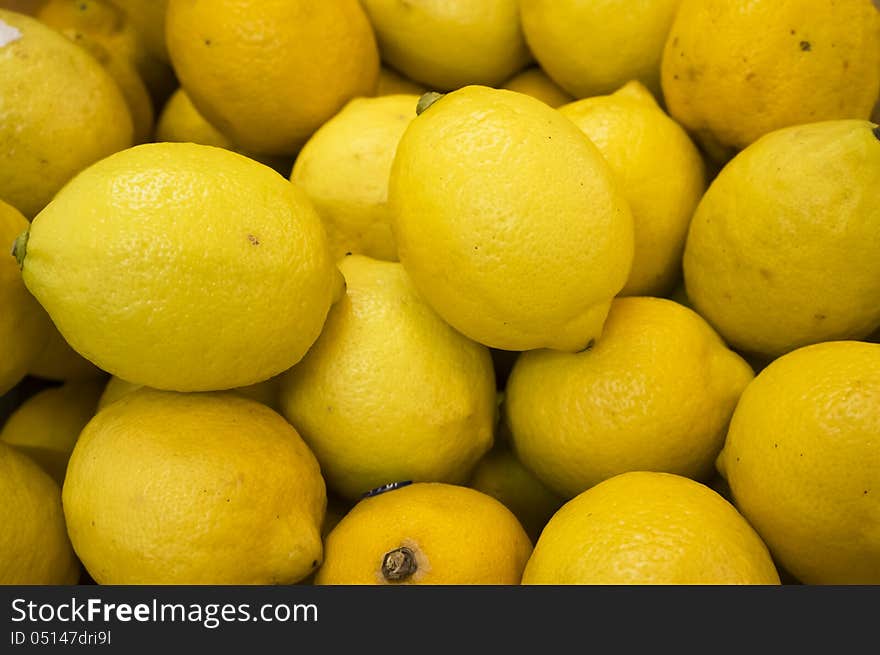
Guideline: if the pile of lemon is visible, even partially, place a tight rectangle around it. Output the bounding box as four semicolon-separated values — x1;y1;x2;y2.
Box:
1;0;878;586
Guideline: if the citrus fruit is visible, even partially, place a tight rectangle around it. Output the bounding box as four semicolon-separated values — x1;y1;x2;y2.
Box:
375;66;426;96
316;482;532;585
63;389;326;584
280;255;495;500
97;374;281;411
501;66;573;107
522;471;780;584
18;142;341;392
390;86;634;351
717;341;880;584
29;321;105;381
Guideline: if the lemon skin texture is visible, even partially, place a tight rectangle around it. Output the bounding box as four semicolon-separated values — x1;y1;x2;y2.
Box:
165;0;379;155
29;320;105;381
361;0;531;91
280;255;496;500
522;472;780;585
62;389;326;584
292;95;419;262
683;120;880;360
0;442;80;585
506;297;753;499
718;341;880;585
662;0;880;157
20;142;340;392
390;86;634;352
0;9;133;218
560;81;706;296
519;0;684;98
317;482;532;585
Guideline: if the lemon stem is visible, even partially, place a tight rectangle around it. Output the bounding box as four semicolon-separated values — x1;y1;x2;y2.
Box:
416;92;444;116
11;230;28;269
381;546;417;582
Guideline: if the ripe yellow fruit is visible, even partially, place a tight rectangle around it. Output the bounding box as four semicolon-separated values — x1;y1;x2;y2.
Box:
560;81;706;296
1;379;104;485
280;255;495;500
0;9;132;217
662;0;880;158
38;0;155;143
166;0;379;155
468;445;564;541
0;199;50;395
390;86;634;351
29;320;105;381
519;0;683;98
317;482;532;585
63;389;326;584
19;142;341;392
291;95;418;262
506;297;753;499
0;442;80;584
375;67;426;97
361;0;530;91
501;66;573;108
97;374;281;411
522;472;780;584
684;120;880;360
717;341;880;584
112;0;168;62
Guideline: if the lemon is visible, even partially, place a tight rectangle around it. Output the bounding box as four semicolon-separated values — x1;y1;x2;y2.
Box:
0;199;50;395
291;95;418;262
560;81;706;296
662;0;880;159
18;142;340;392
38;0;155;143
519;0;683;99
280;255;495;500
390;86;634;352
522;472;780;584
29;321;105;381
361;0;530;91
166;0;379;155
1;379;104;485
0;442;80;584
63;389;326;584
718;341;880;584
111;0;168;61
501;66;573;108
97;374;281;411
468;445;564;542
317;482;532;585
506;297;753;499
96;376;140;409
0;9;132;217
376;66;426;97
683;120;880;360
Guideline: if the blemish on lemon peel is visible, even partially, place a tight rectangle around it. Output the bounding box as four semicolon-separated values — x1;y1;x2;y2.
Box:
381;546;418;582
0;20;22;47
12;230;28;269
416;92;444;115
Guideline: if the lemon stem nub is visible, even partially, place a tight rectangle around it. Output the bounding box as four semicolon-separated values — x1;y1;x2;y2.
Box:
381;546;418;582
416;92;444;116
11;230;28;269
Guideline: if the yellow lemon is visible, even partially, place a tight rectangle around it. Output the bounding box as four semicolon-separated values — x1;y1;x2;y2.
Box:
560;81;706;296
280;255;495;500
166;0;379;155
683;120;880;360
96;376;140;409
361;0;530;91
63;389;326;584
317;482;532;585
18;142;340;392
390;86;634;351
1;379;104;485
717;341;880;585
111;0;168;61
291;95;418;262
97;374;281;411
506;297;753;499
662;0;880;159
29;320;105;381
0;441;80;584
501;66;573;108
0;9;132;217
375;66;426;96
0;199;50;395
522;471;780;585
468;445;564;542
519;0;683;98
